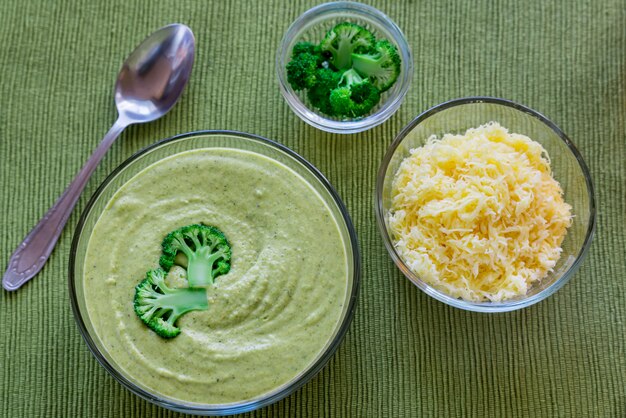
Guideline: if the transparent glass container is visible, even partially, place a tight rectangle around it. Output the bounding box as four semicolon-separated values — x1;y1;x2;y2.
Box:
276;1;413;133
376;97;596;312
69;131;360;414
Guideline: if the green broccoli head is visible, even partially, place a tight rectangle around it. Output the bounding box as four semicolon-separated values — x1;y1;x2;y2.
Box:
134;269;209;339
351;39;401;92
159;224;231;288
329;68;381;118
307;67;343;115
320;22;375;70
292;41;320;56
286;51;323;90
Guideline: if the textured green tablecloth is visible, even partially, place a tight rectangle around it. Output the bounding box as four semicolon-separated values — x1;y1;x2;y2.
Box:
1;0;624;416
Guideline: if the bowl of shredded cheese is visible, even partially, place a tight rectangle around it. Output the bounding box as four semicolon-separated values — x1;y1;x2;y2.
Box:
376;97;596;312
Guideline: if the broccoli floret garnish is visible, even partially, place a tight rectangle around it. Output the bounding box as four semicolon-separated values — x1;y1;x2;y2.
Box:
159;224;231;288
351;39;401;92
329;69;381;118
320;22;375;70
307;68;343;115
133;269;208;339
132;224;232;339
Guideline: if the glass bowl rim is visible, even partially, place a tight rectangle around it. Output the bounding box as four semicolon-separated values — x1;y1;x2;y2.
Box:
375;96;597;312
275;0;413;134
68;129;361;415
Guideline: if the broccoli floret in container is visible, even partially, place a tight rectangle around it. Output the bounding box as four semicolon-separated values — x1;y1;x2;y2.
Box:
286;42;325;90
329;69;381;118
159;224;231;288
319;22;375;70
307;67;344;115
292;41;320;56
134;269;208;339
351;39;401;92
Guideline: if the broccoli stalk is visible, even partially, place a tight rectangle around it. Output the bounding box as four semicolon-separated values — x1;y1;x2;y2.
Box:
159;224;231;288
351;39;401;92
329;68;381;118
319;22;375;70
134;269;208;339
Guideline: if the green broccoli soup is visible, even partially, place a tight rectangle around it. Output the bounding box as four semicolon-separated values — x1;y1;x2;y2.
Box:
83;148;349;404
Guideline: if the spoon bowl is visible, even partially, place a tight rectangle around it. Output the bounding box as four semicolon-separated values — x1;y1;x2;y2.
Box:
116;24;195;122
2;23;195;291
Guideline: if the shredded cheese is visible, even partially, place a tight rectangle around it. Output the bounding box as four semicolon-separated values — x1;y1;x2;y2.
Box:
388;122;572;302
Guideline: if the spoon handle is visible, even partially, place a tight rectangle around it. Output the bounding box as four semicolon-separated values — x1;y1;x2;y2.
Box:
2;118;128;291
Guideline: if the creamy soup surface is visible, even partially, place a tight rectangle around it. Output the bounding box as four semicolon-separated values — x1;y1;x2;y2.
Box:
83;148;349;404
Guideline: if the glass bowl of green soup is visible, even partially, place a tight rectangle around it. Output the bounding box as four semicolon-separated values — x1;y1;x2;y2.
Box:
69;131;360;415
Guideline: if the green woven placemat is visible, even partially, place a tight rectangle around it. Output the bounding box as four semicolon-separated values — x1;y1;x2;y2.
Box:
1;0;624;416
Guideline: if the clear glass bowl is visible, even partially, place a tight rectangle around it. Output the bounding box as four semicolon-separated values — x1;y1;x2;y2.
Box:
375;97;596;312
276;1;413;134
69;131;360;415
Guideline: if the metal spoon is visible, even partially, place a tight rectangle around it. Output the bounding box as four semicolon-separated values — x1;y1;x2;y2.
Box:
2;24;195;291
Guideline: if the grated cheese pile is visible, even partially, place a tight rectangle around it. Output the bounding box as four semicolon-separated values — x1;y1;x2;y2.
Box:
388;122;572;302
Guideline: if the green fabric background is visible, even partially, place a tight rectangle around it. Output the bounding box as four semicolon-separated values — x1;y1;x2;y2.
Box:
1;0;624;416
